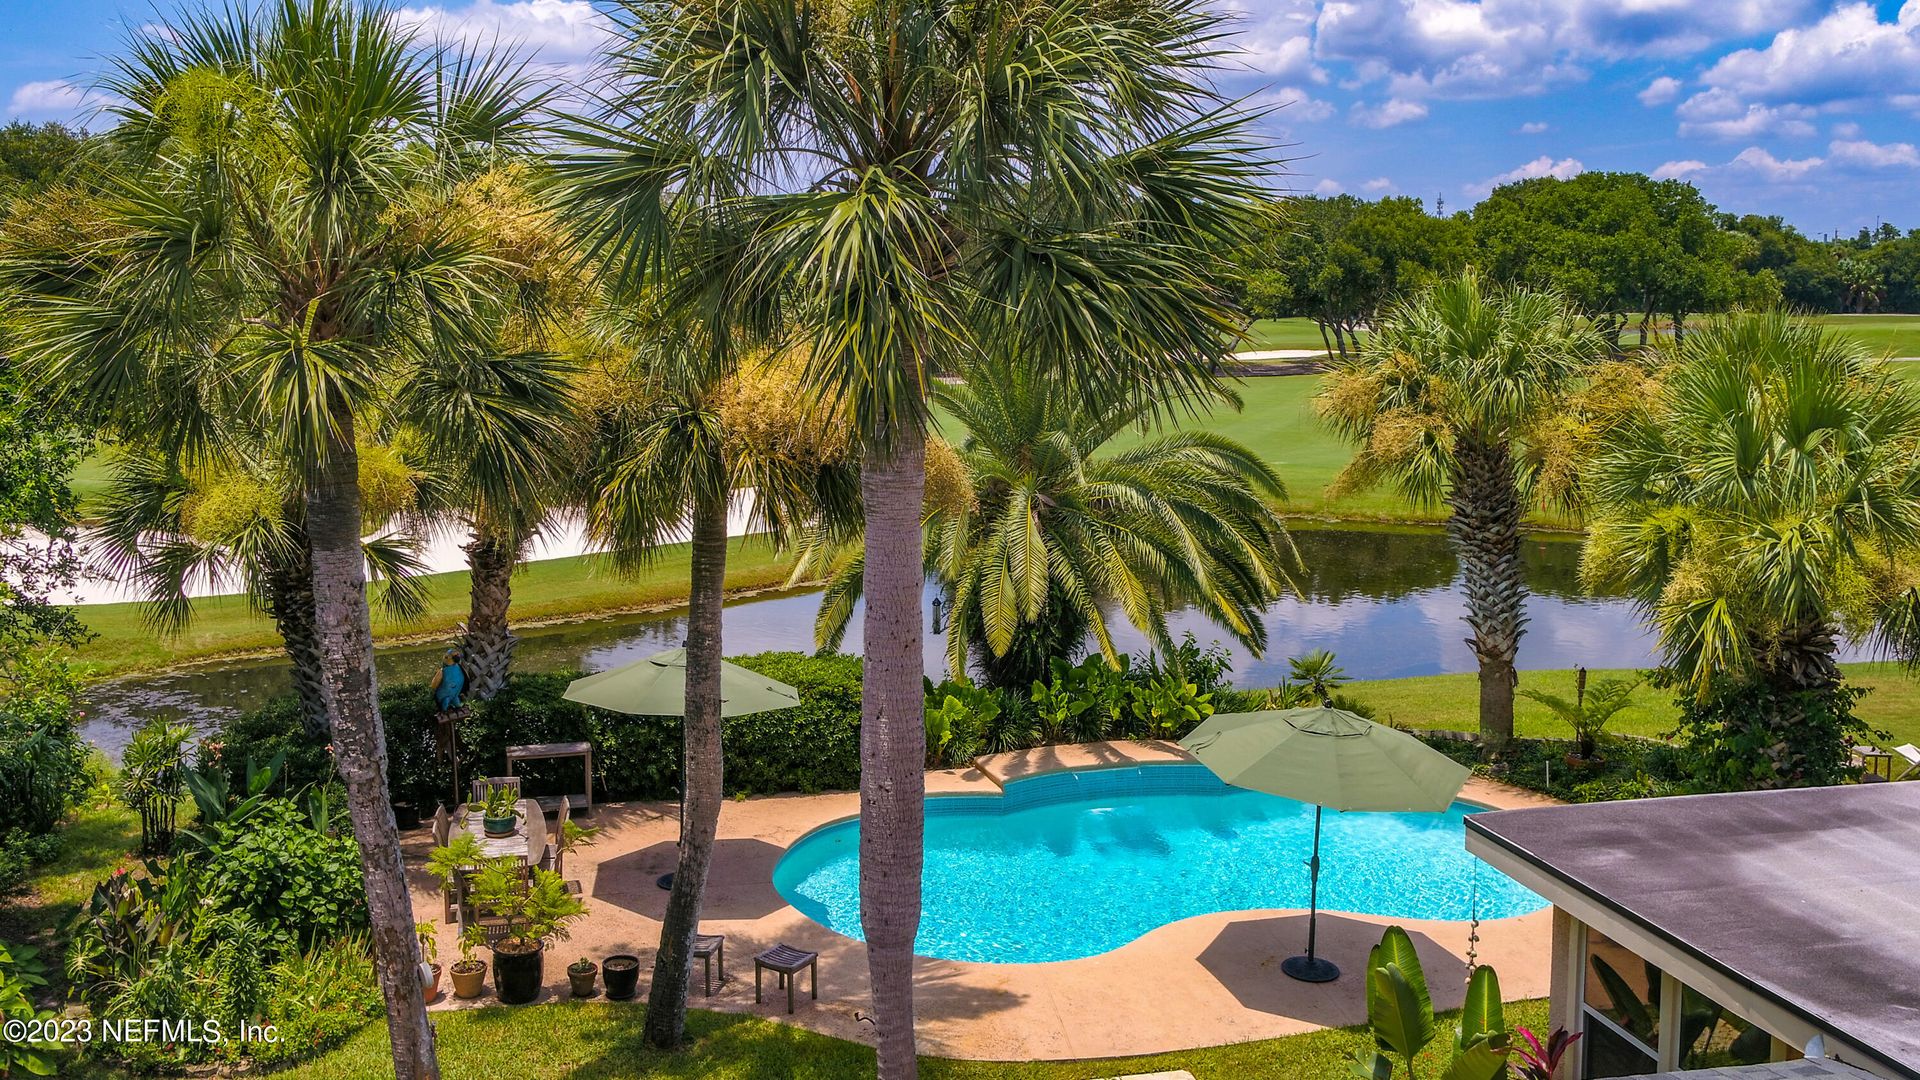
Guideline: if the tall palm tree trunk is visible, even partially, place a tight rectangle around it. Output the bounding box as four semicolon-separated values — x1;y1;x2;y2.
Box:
305;420;439;1080
861;423;927;1080
262;543;330;741
644;487;728;1047
1448;437;1526;752
462;526;518;701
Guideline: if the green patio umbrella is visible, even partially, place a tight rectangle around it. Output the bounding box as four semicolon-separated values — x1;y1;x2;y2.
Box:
1179;703;1472;983
564;647;800;888
561;647;800;717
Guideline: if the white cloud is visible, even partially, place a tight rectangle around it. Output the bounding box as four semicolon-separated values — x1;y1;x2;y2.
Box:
1726;146;1824;181
394;0;609;58
1312;177;1344;195
1470;154;1584;194
1226;0;1326;80
1675;87;1817;139
5;80;110;121
1827;138;1920;168
1263;86;1337;122
1833;120;1862;138
1638;75;1683;105
1517;120;1550;133
1363;176;1397;192
1650;159;1709;180
1310;0;1814;101
1350;97;1429;128
1699;2;1920;106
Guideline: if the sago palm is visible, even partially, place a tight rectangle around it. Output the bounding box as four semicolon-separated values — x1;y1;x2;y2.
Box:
1584;311;1920;693
570;289;852;1047
552;0;1266;1068
1318;270;1602;749
805;360;1297;690
0;4;552;1076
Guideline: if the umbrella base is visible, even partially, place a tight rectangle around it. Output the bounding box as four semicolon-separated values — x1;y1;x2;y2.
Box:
1282;954;1340;983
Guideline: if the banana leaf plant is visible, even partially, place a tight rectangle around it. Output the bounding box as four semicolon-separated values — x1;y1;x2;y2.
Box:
1353;926;1511;1080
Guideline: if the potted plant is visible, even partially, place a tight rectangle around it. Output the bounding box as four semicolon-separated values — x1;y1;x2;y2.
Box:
602;952;641;1001
568;956;598;998
449;926;488;999
1520;674;1641;766
416;921;443;1001
475;783;520;838
467;858;587;1005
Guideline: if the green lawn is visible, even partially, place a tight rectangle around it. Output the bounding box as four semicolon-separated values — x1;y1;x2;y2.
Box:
251;998;1547;1080
1348;660;1920;750
69;538;805;679
1241;317;1339;353
1812;313;1920;357
0;794;140;1001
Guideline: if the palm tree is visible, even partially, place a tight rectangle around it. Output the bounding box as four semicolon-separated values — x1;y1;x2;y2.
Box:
1317;271;1603;750
804;360;1297;689
0;4;551;1076
1584;311;1920;699
553;1;1266;1069
93;446;429;739
572;294;850;1047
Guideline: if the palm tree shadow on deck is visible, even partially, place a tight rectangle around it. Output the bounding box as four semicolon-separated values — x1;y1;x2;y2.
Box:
1195;914;1468;1025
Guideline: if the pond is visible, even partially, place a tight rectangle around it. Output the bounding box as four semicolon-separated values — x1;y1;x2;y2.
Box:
78;524;1663;758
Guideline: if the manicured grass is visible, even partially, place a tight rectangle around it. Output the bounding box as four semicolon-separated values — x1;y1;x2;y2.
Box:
68;538;804;679
265;998;1549;1080
1241;317;1340;353
1348;661;1920;750
1813;313;1920;357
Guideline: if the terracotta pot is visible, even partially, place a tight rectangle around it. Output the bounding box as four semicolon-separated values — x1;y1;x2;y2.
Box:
568;962;598;998
493;941;545;1005
603;954;641;1001
1563;752;1607;770
450;959;487;1000
418;961;444;1002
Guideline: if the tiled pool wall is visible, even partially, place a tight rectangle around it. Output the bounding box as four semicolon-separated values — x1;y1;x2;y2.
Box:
926;762;1230;818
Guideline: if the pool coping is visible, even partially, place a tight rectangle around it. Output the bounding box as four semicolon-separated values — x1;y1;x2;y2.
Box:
409;740;1563;1062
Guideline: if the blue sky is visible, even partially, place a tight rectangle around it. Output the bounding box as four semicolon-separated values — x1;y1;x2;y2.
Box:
4;0;1917;234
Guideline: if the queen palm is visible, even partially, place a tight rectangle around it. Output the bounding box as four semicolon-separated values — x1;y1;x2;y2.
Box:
554;0;1265;1068
0;4;551;1076
1585;311;1920;698
805;360;1297;689
1318;271;1602;750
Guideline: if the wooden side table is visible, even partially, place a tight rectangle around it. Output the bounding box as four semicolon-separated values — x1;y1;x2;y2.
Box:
692;933;725;996
754;944;818;1014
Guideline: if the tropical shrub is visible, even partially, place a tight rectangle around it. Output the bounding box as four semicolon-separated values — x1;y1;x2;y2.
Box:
1665;674;1875;791
0;940;60;1077
1355;926;1509;1080
1518;675;1641;760
247;936;383;1067
923;683;996;767
193;799;369;954
0;651;89;893
120;719;191;855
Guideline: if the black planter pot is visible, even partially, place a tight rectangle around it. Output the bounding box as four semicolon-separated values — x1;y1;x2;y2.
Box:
492;942;545;1005
603;953;641;1001
391;802;421;831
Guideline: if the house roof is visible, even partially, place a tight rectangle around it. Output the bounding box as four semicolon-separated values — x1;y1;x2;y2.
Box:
1634;1060;1881;1080
1465;782;1920;1079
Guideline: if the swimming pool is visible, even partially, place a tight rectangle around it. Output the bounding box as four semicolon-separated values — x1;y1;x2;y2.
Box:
772;763;1547;963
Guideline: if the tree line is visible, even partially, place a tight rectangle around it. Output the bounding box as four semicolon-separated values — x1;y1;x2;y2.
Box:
1236;172;1920;355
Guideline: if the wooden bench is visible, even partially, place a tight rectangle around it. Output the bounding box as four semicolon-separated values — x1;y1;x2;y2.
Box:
753;943;817;1014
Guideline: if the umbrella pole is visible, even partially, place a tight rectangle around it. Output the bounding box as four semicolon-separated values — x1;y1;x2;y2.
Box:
1282;804;1340;983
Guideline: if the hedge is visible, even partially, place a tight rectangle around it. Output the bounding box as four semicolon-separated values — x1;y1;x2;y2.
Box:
212;652;863;809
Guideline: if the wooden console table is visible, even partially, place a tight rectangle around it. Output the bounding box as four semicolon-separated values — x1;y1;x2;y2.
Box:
504;740;594;815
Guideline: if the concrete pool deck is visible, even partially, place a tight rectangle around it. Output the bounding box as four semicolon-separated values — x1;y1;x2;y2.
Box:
406;740;1558;1061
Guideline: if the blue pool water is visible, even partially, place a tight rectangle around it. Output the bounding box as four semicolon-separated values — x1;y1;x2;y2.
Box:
772;764;1547;963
